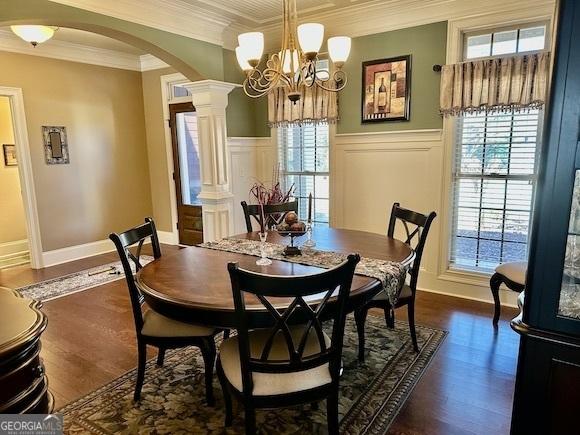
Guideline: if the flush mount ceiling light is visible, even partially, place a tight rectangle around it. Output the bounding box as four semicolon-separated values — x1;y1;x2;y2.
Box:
11;25;58;47
235;0;351;103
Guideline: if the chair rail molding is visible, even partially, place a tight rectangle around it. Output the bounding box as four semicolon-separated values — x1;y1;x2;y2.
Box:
182;80;240;241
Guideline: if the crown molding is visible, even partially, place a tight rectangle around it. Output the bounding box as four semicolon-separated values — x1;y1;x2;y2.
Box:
48;0;232;47
0;29;144;70
139;54;169;71
234;0;555;52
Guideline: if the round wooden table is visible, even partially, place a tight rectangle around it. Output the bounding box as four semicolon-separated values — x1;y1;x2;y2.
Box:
137;227;413;328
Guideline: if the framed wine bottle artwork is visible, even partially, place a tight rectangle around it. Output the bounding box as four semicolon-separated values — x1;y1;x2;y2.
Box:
361;55;411;123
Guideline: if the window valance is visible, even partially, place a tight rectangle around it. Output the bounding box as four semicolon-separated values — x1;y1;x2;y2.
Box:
268;84;339;127
439;52;550;116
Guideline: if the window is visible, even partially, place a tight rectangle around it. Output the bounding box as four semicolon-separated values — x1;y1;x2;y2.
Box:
278;123;330;226
450;24;547;272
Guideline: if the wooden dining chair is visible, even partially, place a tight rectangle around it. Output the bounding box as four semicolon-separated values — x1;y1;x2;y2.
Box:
109;217;220;404
355;203;436;360
490;262;526;325
241;200;298;232
217;254;360;435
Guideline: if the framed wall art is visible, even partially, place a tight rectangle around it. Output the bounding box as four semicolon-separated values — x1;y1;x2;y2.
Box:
2;144;17;166
361;55;411;123
42;126;70;164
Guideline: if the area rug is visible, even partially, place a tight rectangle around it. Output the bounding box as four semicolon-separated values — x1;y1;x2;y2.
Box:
16;256;154;302
59;316;446;434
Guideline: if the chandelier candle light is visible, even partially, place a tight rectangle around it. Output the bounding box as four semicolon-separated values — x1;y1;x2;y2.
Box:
235;0;351;103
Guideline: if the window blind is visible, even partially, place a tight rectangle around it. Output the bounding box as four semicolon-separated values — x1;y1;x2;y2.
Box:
450;110;540;271
278;123;330;225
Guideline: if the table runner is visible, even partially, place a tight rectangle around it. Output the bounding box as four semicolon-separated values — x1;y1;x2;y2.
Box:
200;238;409;305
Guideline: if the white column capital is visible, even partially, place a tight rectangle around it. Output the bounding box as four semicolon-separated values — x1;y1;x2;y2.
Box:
183;80;240;110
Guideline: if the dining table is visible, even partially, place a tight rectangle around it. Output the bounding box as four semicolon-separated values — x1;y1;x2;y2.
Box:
137;227;414;329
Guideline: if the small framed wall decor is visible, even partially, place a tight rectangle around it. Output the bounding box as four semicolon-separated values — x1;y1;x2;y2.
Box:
2;144;17;166
361;55;411;123
42;126;70;164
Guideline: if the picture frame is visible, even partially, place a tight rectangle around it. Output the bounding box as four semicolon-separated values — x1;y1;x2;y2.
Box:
2;144;17;166
361;55;411;123
42;126;70;164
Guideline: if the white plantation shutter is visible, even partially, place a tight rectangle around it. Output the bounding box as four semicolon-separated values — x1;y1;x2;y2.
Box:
450;110;540;271
278;123;330;225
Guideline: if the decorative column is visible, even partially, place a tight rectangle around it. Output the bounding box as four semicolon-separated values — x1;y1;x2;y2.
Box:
183;80;239;241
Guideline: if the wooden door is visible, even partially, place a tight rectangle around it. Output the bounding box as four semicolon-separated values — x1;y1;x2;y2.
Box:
169;103;203;245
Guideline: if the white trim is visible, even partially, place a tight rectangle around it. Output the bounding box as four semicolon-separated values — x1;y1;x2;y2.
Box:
157;230;179;245
160;72;188;244
139;54;169;71
334;129;443;144
0;239;28;257
417;286;518;309
42;239;113;268
48;0;231;47
0;30;143;71
437;7;556;281
0;239;30;268
0;87;44;269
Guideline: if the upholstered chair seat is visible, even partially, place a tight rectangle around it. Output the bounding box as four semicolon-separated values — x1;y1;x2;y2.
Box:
141;310;216;338
219;326;332;396
490;261;527;325
495;262;527;285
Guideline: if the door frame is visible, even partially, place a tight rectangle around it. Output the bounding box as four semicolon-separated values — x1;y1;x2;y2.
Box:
160;72;192;245
0;86;43;268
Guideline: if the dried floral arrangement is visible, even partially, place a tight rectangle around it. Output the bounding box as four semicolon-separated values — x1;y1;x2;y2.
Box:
249;165;294;205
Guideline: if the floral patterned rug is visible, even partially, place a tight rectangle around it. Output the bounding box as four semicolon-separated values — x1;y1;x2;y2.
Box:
59;316;446;434
17;256;153;302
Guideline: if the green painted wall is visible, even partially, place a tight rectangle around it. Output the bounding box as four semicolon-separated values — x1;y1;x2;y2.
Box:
223;49;270;137
0;0;224;81
337;22;447;133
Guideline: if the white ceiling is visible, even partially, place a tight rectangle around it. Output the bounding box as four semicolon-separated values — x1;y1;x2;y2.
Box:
180;0;377;26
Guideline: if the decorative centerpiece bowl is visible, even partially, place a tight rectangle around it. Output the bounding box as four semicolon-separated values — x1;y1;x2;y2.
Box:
276;212;307;256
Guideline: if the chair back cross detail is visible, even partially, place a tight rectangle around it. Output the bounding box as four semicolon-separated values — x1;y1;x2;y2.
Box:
387;202;437;291
241;200;299;232
227;254;360;394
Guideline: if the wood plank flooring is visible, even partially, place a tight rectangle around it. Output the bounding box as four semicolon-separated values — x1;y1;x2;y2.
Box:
0;248;519;434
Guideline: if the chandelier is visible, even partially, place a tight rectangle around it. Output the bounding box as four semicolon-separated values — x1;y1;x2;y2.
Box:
235;0;351;103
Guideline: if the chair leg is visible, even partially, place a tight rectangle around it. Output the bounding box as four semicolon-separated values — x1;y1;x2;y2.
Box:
245;405;256;435
200;338;216;406
490;273;503;326
407;301;419;353
156;347;166;366
217;361;233;426
354;308;368;362
134;341;147;402
326;388;339;435
384;306;395;329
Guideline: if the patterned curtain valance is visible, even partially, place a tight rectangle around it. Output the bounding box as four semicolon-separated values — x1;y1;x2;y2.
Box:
439;52;550;116
268;84;339;127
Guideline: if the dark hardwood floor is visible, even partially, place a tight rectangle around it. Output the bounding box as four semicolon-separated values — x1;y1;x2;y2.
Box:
0;248;519;434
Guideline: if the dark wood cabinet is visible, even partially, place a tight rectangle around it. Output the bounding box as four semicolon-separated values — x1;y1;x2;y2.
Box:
0;287;52;413
510;0;580;433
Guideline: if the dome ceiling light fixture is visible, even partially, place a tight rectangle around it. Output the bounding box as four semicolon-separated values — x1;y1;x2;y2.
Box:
235;0;351;103
11;25;58;47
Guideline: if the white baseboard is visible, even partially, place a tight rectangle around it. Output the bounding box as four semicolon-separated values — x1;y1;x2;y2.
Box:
0;239;29;257
417;286;519;309
157;230;179;245
0;239;30;268
42;239;115;268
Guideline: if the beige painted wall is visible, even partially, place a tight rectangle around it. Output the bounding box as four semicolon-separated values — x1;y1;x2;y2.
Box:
0;96;27;244
0;51;153;251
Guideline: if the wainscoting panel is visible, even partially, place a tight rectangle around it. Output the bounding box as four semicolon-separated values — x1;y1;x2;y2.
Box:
332;129;518;307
